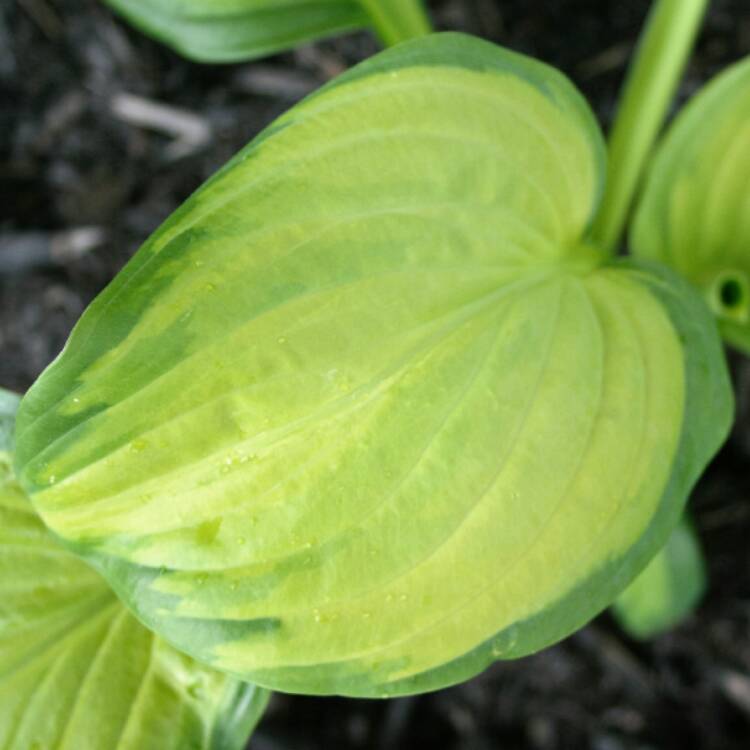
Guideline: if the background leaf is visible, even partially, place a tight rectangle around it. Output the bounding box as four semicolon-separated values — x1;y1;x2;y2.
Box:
14;34;732;697
104;0;368;63
0;395;269;750
631;56;750;354
0;389;20;455
612;516;707;640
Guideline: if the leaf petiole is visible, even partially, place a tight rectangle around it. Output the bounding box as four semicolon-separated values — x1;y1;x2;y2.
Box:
357;0;433;47
590;0;708;255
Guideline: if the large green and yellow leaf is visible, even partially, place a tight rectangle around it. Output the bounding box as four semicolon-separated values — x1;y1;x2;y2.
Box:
13;34;732;697
0;390;268;750
632;56;750;354
104;0;368;63
612;516;706;639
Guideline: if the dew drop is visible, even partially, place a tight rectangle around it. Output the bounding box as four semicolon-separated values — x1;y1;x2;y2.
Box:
229;582;238;592
72;396;80;405
399;594;407;603
313;609;322;623
362;612;371;620
196;574;207;586
204;282;216;292
47;475;56;485
385;594;394;604
277;336;287;344
236;536;246;546
129;438;148;453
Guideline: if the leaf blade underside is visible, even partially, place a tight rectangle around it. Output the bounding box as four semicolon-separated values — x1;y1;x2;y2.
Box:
631;55;750;353
14;34;732;697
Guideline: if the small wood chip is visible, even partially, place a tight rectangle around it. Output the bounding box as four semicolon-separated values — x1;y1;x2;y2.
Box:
719;669;750;717
0;227;107;274
233;65;321;101
110;93;212;160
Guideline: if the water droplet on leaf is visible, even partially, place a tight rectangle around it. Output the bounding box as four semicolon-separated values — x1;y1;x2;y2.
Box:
129;438;148;453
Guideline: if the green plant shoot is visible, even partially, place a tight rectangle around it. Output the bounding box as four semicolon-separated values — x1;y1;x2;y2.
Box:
590;0;708;254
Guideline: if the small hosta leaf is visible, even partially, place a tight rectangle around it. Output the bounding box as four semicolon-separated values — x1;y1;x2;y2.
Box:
0;396;268;750
632;56;750;354
612;516;706;640
104;0;368;63
14;34;732;697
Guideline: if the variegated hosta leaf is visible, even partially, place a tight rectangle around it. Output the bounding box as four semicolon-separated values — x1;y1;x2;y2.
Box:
612;516;706;640
104;0;368;63
14;34;732;697
0;391;269;750
632;56;750;354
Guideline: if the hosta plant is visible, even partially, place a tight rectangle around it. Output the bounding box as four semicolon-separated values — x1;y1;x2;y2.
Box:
2;0;745;744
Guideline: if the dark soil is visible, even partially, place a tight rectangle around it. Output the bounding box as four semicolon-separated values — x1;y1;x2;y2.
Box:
2;1;750;749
